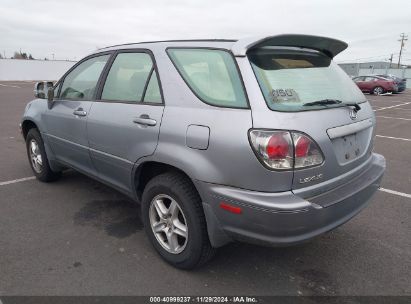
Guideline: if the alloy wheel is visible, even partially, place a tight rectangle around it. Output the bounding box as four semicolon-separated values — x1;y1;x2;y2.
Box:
149;194;188;254
29;139;43;173
374;87;383;95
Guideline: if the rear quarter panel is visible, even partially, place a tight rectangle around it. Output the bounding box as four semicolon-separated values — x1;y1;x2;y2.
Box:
147;46;293;192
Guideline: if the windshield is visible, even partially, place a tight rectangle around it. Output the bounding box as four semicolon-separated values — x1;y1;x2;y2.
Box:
248;47;366;112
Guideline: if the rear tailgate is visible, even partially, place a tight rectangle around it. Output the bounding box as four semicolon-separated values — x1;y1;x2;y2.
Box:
250;102;375;201
290;105;376;201
234;34;376;198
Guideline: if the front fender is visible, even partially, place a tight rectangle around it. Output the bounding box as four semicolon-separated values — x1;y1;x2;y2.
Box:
21;99;61;170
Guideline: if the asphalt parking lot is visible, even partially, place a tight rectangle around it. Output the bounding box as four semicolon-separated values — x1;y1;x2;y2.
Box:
0;81;410;296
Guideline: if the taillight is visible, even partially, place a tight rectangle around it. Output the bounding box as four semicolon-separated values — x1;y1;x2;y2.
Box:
294;135;310;157
249;130;293;170
266;133;290;159
292;133;323;168
249;130;323;170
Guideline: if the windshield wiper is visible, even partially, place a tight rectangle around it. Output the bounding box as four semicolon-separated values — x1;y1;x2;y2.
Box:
303;99;342;107
303;99;361;112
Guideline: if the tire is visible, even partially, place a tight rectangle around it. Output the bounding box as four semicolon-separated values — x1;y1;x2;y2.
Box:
372;86;384;95
26;128;61;182
142;172;215;269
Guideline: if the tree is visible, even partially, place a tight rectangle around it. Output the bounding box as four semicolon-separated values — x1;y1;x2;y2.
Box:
13;51;27;59
11;51;34;59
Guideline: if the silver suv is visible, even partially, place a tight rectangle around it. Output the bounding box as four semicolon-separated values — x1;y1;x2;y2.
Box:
21;34;385;269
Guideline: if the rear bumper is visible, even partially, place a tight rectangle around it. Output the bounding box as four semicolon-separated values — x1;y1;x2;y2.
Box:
196;153;385;248
397;84;406;92
387;85;398;93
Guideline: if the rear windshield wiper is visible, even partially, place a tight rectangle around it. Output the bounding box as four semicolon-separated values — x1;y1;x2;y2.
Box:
303;99;361;112
303;99;342;107
344;103;361;112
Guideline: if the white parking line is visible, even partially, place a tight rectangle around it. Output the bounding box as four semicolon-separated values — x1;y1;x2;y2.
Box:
370;100;405;103
376;116;411;121
0;176;35;186
0;83;21;88
374;102;411;112
390;107;411;111
376;135;411;142
379;188;411;199
369;98;408;102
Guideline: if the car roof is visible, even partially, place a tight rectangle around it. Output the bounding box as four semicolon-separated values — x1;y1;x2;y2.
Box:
377;74;399;78
361;75;391;80
94;34;348;58
96;39;238;53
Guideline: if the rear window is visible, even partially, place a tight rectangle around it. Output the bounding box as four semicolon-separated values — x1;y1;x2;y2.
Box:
167;48;248;108
248;48;365;112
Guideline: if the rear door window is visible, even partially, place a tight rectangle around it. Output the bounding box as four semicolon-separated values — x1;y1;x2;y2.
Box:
167;48;248;108
143;70;162;103
248;48;365;112
101;52;161;103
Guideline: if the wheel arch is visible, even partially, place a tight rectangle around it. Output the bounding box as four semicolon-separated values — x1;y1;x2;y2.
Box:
21;119;38;139
133;161;200;202
133;160;231;248
21;118;62;172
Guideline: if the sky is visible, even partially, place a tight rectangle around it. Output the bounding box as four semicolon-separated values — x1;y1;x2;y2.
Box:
1;0;410;64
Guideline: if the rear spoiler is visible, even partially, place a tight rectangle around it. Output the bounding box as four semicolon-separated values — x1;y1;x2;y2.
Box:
231;34;348;58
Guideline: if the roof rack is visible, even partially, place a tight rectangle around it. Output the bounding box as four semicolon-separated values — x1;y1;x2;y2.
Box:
98;39;237;50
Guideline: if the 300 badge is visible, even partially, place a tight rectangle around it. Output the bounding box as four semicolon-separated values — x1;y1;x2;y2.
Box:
271;89;300;103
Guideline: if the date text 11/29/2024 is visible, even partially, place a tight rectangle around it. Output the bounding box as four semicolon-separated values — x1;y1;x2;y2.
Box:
149;296;258;303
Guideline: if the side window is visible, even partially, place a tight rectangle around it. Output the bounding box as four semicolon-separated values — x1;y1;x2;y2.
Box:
101;52;160;103
60;55;109;100
167;48;248;108
143;70;162;103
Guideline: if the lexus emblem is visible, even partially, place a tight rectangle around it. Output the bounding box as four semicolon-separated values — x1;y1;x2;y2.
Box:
349;109;358;120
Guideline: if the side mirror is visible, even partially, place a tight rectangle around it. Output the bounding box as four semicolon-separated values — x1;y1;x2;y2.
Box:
34;81;54;99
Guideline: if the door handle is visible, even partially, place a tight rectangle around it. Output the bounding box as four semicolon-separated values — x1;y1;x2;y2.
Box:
133;115;157;126
73;108;87;117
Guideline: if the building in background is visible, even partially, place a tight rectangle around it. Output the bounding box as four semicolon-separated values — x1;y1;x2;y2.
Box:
0;58;76;81
338;61;410;88
338;61;405;76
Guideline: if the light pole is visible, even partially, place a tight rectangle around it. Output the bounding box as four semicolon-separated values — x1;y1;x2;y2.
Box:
397;33;408;68
385;54;393;74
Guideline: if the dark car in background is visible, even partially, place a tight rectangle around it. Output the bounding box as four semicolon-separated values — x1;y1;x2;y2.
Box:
352;75;397;95
376;74;407;92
